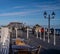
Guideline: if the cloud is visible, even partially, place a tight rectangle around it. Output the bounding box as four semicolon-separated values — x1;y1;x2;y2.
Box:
35;4;60;11
0;10;40;16
0;1;60;17
32;1;60;11
13;1;60;11
13;6;26;9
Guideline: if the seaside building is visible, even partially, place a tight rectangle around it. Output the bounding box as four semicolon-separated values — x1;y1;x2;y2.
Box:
32;24;43;34
8;22;23;29
8;22;24;38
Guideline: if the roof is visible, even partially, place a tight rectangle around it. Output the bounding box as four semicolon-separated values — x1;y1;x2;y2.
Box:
10;22;22;24
8;22;23;26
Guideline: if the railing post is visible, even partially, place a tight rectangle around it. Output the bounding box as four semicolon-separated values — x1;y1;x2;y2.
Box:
27;28;29;39
15;28;18;39
39;28;42;40
36;31;38;38
40;31;42;40
43;27;45;41
54;28;56;45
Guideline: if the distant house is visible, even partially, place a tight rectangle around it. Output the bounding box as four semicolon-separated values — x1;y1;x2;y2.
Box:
8;22;24;38
32;24;43;35
8;22;24;29
33;24;43;32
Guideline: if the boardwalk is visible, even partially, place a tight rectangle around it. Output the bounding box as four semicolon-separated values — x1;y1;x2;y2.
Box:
19;30;60;50
0;30;60;54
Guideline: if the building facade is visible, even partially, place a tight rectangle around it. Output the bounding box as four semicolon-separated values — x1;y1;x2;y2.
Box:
8;22;24;38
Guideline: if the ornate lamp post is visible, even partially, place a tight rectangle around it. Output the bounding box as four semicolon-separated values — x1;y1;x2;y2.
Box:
44;11;55;43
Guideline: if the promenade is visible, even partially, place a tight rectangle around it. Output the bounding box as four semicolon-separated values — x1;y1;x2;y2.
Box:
10;30;60;54
19;30;60;50
0;30;60;54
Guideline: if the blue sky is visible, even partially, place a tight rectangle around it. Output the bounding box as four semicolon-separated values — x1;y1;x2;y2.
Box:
0;0;60;27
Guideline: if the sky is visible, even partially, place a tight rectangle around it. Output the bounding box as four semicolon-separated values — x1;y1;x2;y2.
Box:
0;0;60;28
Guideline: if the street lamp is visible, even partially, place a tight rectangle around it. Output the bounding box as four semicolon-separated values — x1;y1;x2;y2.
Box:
51;12;55;19
44;11;55;43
